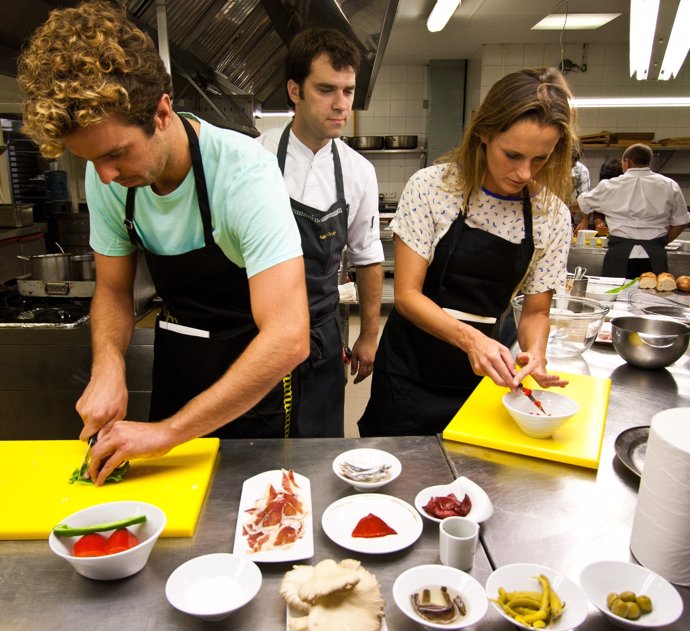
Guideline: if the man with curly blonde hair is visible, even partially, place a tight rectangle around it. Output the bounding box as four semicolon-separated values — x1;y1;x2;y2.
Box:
18;0;310;483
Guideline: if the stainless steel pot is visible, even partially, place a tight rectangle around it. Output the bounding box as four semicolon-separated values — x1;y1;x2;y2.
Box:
349;136;384;150
69;253;95;281
384;135;418;149
17;253;72;281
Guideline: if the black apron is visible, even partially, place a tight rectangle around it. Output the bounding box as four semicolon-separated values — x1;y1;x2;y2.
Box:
276;124;349;437
124;115;286;439
359;187;535;436
602;235;668;277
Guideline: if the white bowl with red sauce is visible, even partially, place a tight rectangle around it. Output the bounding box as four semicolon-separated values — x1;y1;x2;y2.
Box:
414;476;493;524
502;389;579;438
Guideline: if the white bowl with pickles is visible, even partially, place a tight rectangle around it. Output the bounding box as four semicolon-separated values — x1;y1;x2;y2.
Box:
332;448;401;492
486;563;588;631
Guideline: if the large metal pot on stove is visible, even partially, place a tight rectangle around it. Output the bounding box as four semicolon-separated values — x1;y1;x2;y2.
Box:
17;253;72;281
69;253;96;281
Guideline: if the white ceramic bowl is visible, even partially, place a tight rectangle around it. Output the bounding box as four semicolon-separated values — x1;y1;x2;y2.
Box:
332;448;402;492
579;560;684;629
486;563;588;631
166;553;262;621
414;476;493;524
48;501;166;580
586;281;622;302
502;389;579;438
393;564;488;629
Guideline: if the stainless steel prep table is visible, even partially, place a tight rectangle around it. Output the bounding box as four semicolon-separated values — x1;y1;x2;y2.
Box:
443;323;690;630
0;436;494;630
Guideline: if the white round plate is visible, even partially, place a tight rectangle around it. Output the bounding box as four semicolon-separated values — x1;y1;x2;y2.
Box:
414;476;493;524
321;493;423;554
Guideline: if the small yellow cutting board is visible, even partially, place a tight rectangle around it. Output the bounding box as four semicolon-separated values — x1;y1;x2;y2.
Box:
442;373;611;469
0;437;219;540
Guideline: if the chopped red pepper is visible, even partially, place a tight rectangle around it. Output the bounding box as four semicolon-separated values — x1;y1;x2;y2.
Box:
105;528;141;555
72;533;107;557
351;513;397;538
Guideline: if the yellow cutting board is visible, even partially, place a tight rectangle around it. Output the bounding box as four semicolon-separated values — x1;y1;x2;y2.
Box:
0;437;219;540
442;373;610;469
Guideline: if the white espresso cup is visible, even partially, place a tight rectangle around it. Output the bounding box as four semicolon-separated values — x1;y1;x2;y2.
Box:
439;516;479;571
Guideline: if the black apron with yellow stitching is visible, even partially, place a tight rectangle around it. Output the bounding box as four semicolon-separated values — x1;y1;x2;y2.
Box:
276;124;348;437
124;115;286;438
359;188;535;436
602;235;668;277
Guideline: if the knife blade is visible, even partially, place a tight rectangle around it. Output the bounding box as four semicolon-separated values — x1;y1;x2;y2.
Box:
78;434;97;478
517;383;549;415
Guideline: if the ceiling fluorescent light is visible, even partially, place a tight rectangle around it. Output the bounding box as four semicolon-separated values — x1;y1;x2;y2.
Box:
629;0;659;80
532;13;620;30
571;96;690;107
427;0;462;33
658;0;690;80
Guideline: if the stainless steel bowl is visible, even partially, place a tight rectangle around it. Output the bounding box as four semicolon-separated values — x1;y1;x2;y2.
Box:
349;135;384;150
611;316;690;369
384;135;418;149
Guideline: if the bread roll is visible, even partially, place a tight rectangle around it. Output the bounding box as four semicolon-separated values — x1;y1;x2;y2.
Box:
676;275;690;292
656;272;677;292
638;272;657;289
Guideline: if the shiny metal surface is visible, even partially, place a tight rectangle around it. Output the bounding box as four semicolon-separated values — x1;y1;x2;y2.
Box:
568;246;690;277
443;297;690;629
0;436;493;629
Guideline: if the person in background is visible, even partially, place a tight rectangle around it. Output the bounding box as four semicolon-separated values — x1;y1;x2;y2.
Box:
358;67;574;437
577;144;689;278
259;28;383;437
17;0;310;484
574;157;623;235
569;144;590;228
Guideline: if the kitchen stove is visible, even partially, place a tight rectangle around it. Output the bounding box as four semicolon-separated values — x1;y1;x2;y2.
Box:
0;282;89;328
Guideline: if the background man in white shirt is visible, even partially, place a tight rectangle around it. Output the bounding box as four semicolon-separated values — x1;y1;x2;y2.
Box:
259;28;384;437
577;143;689;278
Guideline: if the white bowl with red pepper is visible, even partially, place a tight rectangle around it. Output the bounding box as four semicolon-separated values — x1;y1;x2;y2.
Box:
48;500;166;580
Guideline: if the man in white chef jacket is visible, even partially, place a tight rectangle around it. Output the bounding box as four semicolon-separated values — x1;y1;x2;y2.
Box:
259;28;384;437
577;143;689;278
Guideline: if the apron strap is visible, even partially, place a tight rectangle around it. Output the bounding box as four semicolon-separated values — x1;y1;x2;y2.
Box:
123;115;214;247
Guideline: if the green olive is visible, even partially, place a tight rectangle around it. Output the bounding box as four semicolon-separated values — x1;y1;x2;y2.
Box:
619;591;637;602
636;595;653;613
627;602;642;620
606;592;619;608
610;598;630;618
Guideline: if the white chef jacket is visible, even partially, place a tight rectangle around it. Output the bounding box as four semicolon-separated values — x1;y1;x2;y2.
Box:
578;167;689;258
259;126;384;266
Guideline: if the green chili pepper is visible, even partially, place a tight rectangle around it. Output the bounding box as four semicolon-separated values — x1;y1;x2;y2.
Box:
53;514;146;537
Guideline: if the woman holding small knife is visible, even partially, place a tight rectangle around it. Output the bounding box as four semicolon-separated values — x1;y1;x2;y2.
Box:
359;67;576;436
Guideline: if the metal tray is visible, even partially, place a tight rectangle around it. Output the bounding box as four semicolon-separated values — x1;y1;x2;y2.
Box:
17;277;95;298
614;426;649;477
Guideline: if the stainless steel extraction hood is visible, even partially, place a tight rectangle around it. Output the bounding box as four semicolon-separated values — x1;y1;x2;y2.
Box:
1;0;398;135
127;0;399;135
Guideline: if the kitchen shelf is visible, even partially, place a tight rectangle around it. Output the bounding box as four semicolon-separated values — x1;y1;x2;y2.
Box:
355;148;427;155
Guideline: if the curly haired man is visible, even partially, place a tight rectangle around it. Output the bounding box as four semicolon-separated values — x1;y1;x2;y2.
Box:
18;0;310;484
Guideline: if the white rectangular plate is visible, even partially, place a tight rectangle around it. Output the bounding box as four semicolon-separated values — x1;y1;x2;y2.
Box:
233;470;313;563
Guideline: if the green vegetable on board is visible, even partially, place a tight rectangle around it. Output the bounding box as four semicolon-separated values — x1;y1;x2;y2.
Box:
53;514;147;537
69;460;130;485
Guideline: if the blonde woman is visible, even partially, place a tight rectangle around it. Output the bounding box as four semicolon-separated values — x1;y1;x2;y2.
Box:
359;67;576;436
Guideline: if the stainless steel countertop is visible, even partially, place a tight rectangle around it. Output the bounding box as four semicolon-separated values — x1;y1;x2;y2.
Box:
443;296;690;630
0;436;494;630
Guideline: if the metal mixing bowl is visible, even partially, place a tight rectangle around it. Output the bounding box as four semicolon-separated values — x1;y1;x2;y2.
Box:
611;316;690;369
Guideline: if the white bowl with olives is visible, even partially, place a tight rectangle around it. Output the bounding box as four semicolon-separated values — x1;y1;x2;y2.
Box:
579;560;683;629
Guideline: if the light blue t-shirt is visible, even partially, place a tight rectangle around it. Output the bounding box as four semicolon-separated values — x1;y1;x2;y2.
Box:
86;114;302;278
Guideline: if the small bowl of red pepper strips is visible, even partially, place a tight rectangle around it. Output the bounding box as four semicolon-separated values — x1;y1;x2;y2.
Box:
48;500;166;580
